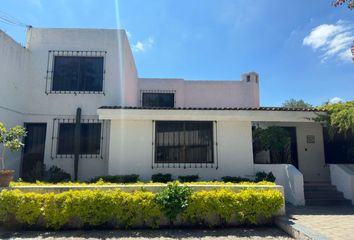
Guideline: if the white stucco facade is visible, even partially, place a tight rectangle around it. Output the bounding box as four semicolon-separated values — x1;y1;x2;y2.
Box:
1;27;351;205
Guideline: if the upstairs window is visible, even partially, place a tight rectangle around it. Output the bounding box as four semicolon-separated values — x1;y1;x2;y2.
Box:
142;93;175;108
57;123;102;155
52;56;104;92
155;121;214;164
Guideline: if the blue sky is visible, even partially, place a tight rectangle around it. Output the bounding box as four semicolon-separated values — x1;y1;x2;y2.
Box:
1;0;353;106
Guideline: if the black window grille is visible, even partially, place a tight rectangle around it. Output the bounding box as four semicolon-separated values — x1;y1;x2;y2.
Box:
57;123;101;155
154;121;214;167
142;93;175;108
51;118;104;158
45;50;106;94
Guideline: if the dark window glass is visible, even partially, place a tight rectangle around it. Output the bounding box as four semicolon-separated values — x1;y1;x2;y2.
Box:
57;123;101;155
52;56;104;92
57;123;75;154
324;128;354;164
155;121;213;163
142;93;174;108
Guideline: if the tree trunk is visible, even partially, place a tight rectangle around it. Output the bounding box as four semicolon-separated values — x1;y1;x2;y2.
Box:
1;146;6;170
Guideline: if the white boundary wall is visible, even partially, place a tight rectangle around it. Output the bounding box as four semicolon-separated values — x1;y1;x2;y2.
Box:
330;164;354;204
255;164;305;206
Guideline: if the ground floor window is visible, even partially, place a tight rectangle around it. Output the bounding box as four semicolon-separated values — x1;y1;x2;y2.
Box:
155;121;213;164
57;122;102;155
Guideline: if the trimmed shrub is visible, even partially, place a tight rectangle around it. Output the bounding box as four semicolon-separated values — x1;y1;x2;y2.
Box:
89;174;139;184
178;175;199;182
221;176;251;183
0;187;284;229
255;171;276;182
184;188;283;226
154;182;193;223
151;173;172;183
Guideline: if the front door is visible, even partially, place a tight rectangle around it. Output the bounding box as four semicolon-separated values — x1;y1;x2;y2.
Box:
21;123;47;181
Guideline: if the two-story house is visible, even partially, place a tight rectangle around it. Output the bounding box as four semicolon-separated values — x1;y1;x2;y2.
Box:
1;28;353;206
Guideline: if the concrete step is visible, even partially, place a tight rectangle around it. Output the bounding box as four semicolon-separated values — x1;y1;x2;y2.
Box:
305;191;344;199
304;185;337;191
305;199;352;206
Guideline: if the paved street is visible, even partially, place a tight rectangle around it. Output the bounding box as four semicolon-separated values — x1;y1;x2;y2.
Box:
279;205;354;240
0;228;292;240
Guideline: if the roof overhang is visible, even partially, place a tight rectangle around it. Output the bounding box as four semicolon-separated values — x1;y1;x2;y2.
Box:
97;107;326;122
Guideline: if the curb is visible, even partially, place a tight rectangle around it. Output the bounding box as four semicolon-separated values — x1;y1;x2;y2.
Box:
275;217;329;240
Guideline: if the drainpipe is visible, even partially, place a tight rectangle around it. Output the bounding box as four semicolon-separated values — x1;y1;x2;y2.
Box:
74;108;81;181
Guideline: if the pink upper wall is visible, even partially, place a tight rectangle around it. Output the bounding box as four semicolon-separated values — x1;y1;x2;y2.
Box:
138;72;260;108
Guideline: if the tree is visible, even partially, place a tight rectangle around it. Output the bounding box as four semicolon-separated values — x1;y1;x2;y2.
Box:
0;122;26;170
282;99;313;108
333;0;354;9
252;126;290;156
317;100;354;137
333;0;354;62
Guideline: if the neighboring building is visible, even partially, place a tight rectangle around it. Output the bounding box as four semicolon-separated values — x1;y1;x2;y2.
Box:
1;28;353;206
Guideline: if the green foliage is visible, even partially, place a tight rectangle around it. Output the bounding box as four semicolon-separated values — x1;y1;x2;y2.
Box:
317;101;354;137
0;122;26;170
90;174;139;184
0;187;283;229
221;176;251;183
24;163;71;183
282;98;313;108
154;182;193;222
46;166;72;183
255;171;276;182
151;173;172;183
184;188;283;226
9;180;276;187
252;126;290;154
178;175;199;182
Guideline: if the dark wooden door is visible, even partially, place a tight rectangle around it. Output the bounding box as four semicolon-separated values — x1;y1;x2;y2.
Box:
21;123;47;181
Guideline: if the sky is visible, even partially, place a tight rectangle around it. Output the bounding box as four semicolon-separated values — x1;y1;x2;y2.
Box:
0;0;353;107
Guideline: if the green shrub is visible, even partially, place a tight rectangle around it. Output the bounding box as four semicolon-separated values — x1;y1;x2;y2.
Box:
178;175;199;182
255;171;276;182
154;182;193;223
23;163;71;183
221;176;251;183
151;173;172;183
90;174;139;184
0;187;283;229
184;188;283;226
46;166;71;183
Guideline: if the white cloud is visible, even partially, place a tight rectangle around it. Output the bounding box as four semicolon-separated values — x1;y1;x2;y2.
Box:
303;20;354;62
132;37;154;53
126;31;132;38
329;97;345;104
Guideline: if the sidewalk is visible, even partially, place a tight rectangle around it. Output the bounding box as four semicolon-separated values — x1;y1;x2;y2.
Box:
276;205;354;240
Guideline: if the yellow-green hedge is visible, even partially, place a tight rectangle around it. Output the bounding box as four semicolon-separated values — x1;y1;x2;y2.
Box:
0;188;283;229
10;180;275;186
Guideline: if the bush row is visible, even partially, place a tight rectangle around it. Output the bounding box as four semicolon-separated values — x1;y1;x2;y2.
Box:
88;171;276;184
0;184;284;229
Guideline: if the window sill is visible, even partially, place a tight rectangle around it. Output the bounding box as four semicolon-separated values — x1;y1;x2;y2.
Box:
153;162;216;169
54;154;102;159
46;91;105;95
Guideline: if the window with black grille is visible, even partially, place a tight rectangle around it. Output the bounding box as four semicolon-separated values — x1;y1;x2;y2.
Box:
155;121;213;164
142;93;174;108
57;123;102;155
52;56;104;92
